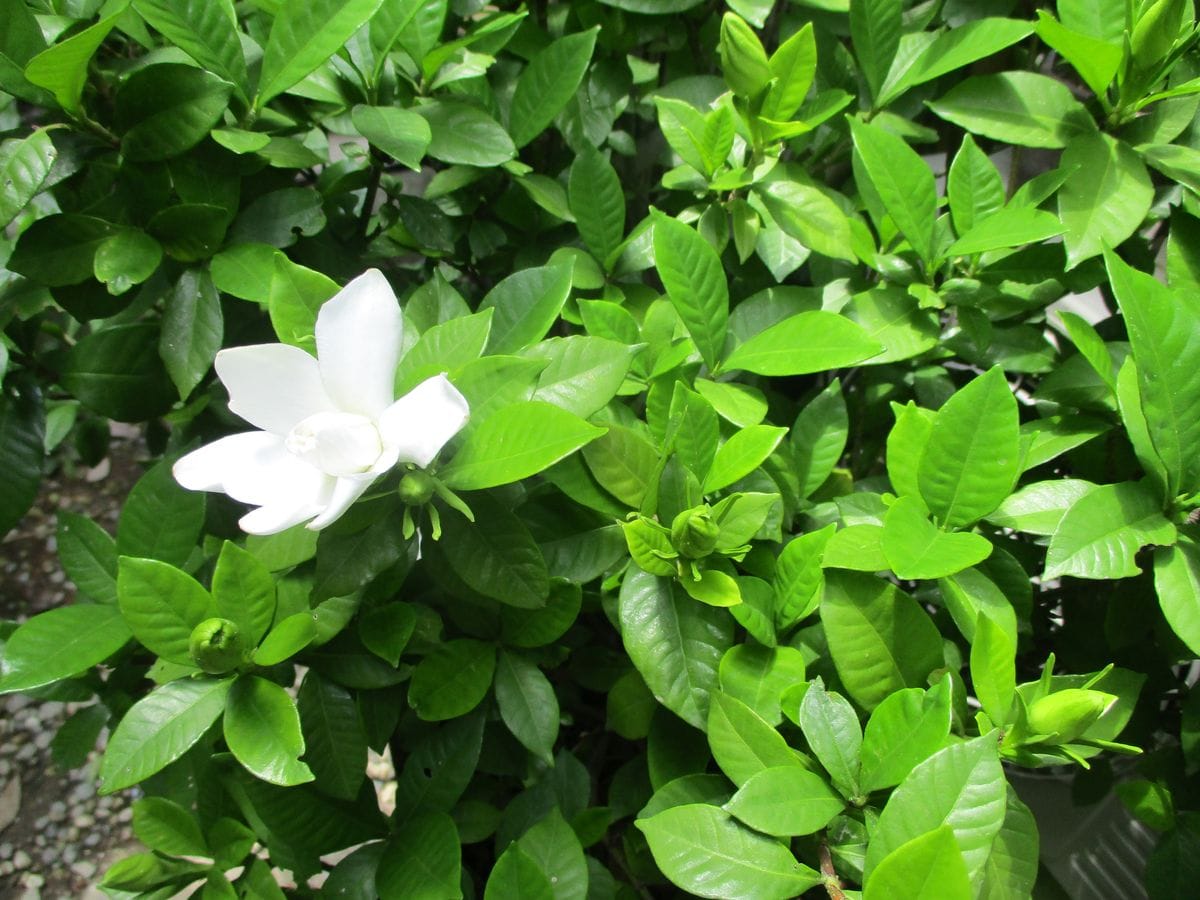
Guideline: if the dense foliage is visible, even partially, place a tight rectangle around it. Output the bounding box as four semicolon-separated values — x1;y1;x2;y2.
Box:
3;0;1200;896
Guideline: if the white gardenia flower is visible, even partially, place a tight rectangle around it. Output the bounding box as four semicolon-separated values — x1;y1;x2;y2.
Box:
173;269;469;535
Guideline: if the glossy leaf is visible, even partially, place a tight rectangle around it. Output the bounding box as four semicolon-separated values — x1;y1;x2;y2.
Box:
859;680;953;794
653;213;728;370
225;676;314;786
724;766;844;837
509;28;598;148
723;311;881;376
0;605;130;694
865;826;971;900
409;639;496;722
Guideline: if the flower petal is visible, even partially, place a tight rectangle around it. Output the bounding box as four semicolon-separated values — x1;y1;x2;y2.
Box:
239;501;328;536
174;432;282;492
305;475;375;531
216;344;335;435
316;269;404;418
377;375;470;468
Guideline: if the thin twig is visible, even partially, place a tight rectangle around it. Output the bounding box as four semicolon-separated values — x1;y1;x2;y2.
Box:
819;839;847;900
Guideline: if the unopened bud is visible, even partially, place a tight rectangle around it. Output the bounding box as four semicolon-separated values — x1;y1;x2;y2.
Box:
188;618;245;674
398;470;437;506
671;507;721;559
1027;689;1116;744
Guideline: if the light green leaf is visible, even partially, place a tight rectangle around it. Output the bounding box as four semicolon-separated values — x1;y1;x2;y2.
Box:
757;180;856;262
94;229;163;295
792;380;847;498
723;311;881;376
1059;134;1153;268
865;734;1007;883
395;310;492;395
118;556;215;666
1043;480;1176;580
256;0;384;108
882;496;993;580
638;804;822;899
703;425;786;494
1155;539;1200;656
0;129;56;229
928;71;1094;148
569;146;625;265
947;206;1066;256
1035;10;1122;97
225;676;313;786
352;105;432;170
709;692;804;786
509;28;598;148
917;367;1020;529
480;263;573;356
859;680;953;793
485;845;553;900
24;13;120;115
850;0;901;103
985;478;1097;535
849;118;937;265
516;808;588;900
979;787;1040;900
884;18;1035;105
132;797;208;858
1105;249;1200;496
56;512;118;605
970;614;1016;724
761;23;815;122
440;401;605;490
821;524;889;572
773;525;834;630
133;0;248;99
268;256;339;352
844;286;940;364
100;678;232;793
526;335;632;419
821;571;943;711
799;678;862;799
618;567;733;729
117;460;205;567
682;569;744;608
160;269;223;399
252;612;316;666
0;605;130;694
724;766;844;837
887;401;935;500
718;645;807;726
948;133;1005;237
865;826;971;900
653;213;728;370
416;100;516;167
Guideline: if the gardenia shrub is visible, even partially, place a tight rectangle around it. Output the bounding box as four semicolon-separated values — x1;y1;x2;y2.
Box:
2;0;1200;896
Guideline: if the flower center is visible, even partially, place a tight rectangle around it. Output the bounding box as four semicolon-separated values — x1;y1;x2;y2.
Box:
285;411;383;477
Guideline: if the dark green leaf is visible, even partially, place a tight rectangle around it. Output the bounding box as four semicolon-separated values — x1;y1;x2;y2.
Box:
509;28;598;148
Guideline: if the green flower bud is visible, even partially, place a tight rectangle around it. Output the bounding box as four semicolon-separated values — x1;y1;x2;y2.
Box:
398;470;437;506
188;617;245;674
670;507;721;559
1027;688;1116;745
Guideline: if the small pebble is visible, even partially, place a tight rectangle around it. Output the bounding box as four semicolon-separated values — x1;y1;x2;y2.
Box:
11;850;29;870
70;861;95;879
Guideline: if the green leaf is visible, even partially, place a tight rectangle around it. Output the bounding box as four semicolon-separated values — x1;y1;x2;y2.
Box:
94;229;163;295
979;787;1040;899
133;0;248;100
1060;0;1127;44
0;605;130;693
725;766;843;838
655;97;734;179
63;323;176;422
970;614;1016;724
850;0;901;103
844;286;940;364
225;676;314;787
509;28;598;148
1044;480;1176;580
256;0;384;108
653;213;728;371
928;71;1094;148
376;813;463;900
1059;133;1153;268
723;311;881;376
352;105;432;170
799;678;862;798
416;100;516;167
516;808;588;900
865;734;1007;884
440;401;605;491
527;336;633;419
24;13;120;115
583;426;660;510
882;496;993;580
117;460;205;567
569;146;625;265
618;567;733;729
211;542;275;649
986;478;1097;535
9;214;116;286
132;797;208;858
865;826;971;900
1058;310;1117;392
757;180;856;262
480;263;574;355
1154;539;1200;656
948;134;1005;237
821;572;943;711
708;692;801;785
718;645;807;726
917;367;1020;529
703;425;786;494
1035;10;1122;98
409;638;496;722
859;680;952;793
100;677;232;793
160;269;223;399
638;804;822;899
947;206;1066;256
116;64;232;161
118;557;214;665
495;650;559;764
695;379;768;427
682;568;744;608
0;129;56;229
849;118;937;265
761;23;815;121
883;18;1035;105
56;512;118;604
395;309;492;395
1105;249;1200;495
297;671;367;802
773;526;834;630
0;0;47;103
0;380;43;536
252;612;317;666
358;604;415;667
268;256;339;352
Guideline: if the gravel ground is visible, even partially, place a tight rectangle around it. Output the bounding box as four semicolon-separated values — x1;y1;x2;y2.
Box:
0;437;143;899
